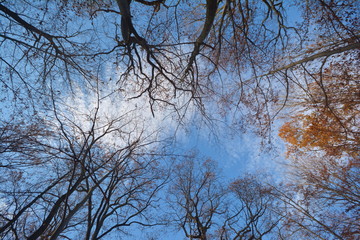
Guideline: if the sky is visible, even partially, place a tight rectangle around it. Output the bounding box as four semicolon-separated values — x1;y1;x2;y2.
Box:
0;1;298;239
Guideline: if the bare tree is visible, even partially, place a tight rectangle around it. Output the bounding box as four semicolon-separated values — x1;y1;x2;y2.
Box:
0;83;169;239
167;159;286;240
218;175;282;240
167;155;226;240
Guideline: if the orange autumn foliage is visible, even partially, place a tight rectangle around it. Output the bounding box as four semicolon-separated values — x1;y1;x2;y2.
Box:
279;109;359;158
279;58;360;159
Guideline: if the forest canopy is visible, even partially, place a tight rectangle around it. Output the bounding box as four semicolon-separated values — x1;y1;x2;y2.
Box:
0;0;359;239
